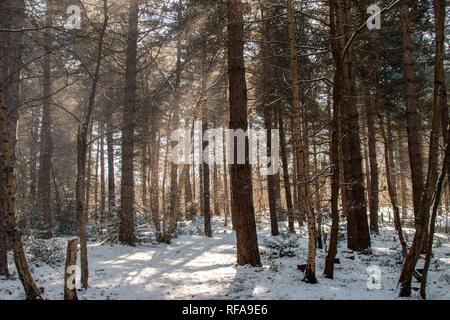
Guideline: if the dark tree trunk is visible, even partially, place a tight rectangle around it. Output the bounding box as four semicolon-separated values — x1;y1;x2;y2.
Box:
398;0;443;296
106;111;116;212
278;107;294;233
119;0;139;246
335;0;370;251
202;120;212;237
399;0;447;297
227;0;261;266
0;0;25;276
0;28;41;299
84;122;93;223
222;127;231;227
397;134;409;220
363;75;379;234
38;0;54;239
324;2;340;278
100;123;106;222
400;0;424;227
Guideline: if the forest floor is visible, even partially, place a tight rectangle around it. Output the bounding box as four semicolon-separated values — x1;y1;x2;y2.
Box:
1;209;449;300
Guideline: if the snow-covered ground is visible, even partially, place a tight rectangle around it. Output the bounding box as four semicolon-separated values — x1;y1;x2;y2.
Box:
1;214;449;300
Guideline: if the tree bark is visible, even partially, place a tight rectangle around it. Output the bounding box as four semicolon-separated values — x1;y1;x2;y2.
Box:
0;0;25;276
278;106;294;232
260;4;279;236
0;31;41;299
363;74;379;234
324;2;340;278
335;0;370;251
287;0;316;282
74;2;108;288
119;0;139;246
106;111;116;212
400;0;424;227
398;0;443;296
100;122;106;222
37;0;54;239
419;0;447;299
227;0;261;266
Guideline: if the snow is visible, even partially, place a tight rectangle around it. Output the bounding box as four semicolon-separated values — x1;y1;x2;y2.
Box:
1;213;449;300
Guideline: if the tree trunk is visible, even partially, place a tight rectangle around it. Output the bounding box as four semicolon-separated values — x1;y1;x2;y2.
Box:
278;106;294;232
74;2;108;289
374;29;408;258
222;127;231;227
119;0;139;246
287;0;316;282
324;2;340;278
84;122;93;223
93;124;100;219
0;0;25;276
398;0;444;296
202;120;212;237
0;32;41;299
335;0;370;251
106;111;116;212
400;0;424;227
37;0;54;239
419;0;447;299
100;123;106;222
397;134;409;220
227;0;261;266
150;128;162;241
363;74;379;234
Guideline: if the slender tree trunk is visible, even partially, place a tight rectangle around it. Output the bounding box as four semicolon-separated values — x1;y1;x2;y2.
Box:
363;74;379;234
150;129;162;241
141;128;148;214
106;111;116;212
260;3;279;236
100;123;106;222
374;29;408;258
287;0;316;282
419;0;447;299
202;120;212;237
278;106;294;232
74;3;108;289
324;78;340;279
313;137;322;249
400;0;424;227
398;0;443;295
397;134;409;220
324;2;341;278
213;161;220;216
84;122;93;223
227;0;261;266
119;0;139;246
93;126;100;219
38;0;54;239
222;127;231;227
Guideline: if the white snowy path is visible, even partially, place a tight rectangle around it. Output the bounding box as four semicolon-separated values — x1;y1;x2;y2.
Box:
1;219;449;300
